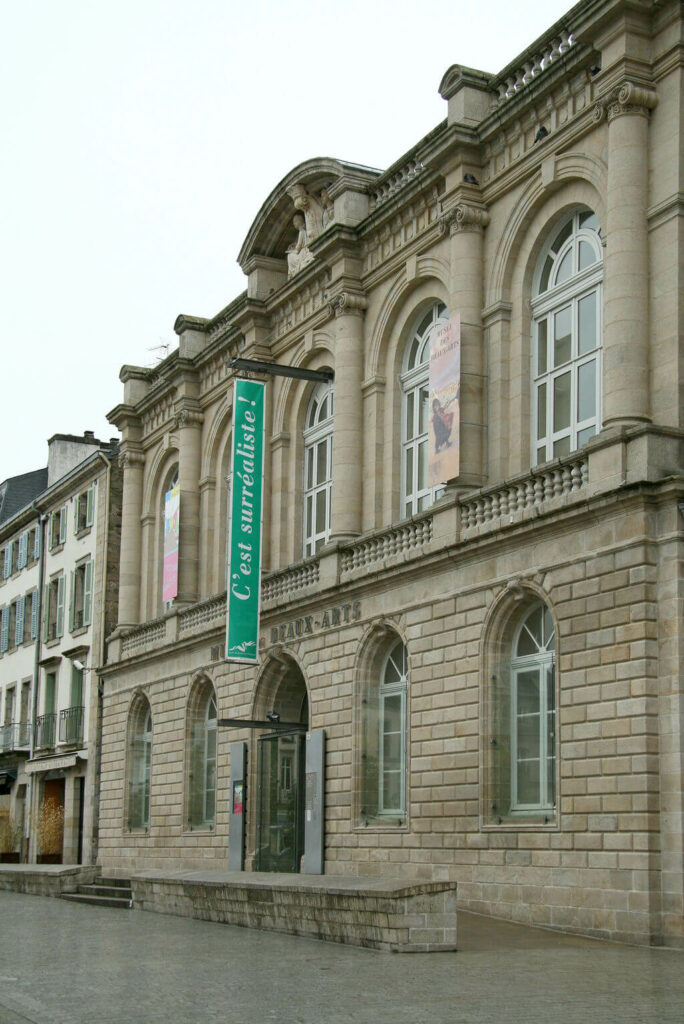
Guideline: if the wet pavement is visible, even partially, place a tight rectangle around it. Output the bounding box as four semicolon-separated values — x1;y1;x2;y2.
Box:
0;890;682;1023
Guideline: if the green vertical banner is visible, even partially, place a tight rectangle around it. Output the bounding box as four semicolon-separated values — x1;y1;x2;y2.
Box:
226;377;265;663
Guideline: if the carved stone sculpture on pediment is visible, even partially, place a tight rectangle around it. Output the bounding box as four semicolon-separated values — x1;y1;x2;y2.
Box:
287;213;315;278
285;183;335;278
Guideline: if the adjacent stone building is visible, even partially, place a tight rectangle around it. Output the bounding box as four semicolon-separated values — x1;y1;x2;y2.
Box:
99;0;683;947
0;434;121;864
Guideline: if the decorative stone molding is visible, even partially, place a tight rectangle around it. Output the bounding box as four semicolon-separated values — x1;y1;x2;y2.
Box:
593;81;658;123
174;408;204;430
439;203;490;236
326;291;368;319
140;512;156;527
119;449;145;470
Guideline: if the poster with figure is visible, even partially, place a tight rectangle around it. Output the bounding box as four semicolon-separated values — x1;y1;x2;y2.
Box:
428;313;461;487
162;484;180;603
226;377;265;664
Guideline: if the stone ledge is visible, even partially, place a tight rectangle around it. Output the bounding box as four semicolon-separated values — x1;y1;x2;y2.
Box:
0;864;97;897
130;870;458;953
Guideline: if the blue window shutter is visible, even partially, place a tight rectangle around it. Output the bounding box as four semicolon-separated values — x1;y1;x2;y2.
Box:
18;533;28;570
31;590;39;639
83;560;93;626
74;496;80;532
56;576;66;638
69;570;76;632
59;506;67;544
15;597;25;646
86;485;95;527
3;543;13;578
33;526;41;561
0;607;8;652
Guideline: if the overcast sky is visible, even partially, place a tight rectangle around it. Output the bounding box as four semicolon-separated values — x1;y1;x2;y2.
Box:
1;0;573;481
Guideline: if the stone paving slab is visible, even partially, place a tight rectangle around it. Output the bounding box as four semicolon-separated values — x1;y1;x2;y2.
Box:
1;890;683;1024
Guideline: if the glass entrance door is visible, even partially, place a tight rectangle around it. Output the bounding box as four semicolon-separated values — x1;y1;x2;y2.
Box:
256;731;305;873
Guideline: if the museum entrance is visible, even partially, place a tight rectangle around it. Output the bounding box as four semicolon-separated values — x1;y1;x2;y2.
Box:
254;659;308;873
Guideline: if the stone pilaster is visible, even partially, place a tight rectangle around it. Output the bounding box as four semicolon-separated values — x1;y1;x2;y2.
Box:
595;81;657;430
175;406;203;605
117;446;145;629
439;201;489;489
327;291;366;542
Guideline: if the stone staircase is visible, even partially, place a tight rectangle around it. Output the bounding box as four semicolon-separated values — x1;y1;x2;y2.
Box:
62;876;132;909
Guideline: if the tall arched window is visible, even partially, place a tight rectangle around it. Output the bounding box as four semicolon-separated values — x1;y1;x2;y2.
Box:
161;464;179;611
489;601;556;822
532;210;603;464
188;684;217;829
360;637;409;824
400;302;449;518
303;381;334;556
128;698;152;830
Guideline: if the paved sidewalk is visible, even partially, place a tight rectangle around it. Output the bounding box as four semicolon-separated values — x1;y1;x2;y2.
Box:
0;890;682;1024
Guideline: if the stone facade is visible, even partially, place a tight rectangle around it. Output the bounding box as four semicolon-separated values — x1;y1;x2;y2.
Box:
99;0;684;948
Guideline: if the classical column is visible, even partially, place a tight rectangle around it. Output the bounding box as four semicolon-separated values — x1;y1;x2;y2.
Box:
176;406;203;605
327;291;366;542
117;447;145;629
597;81;657;429
439;201;489;488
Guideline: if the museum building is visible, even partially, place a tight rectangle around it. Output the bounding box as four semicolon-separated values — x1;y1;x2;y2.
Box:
99;0;684;947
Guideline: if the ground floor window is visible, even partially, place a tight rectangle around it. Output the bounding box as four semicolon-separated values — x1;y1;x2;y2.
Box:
360;638;408;825
128;700;152;829
188;688;216;829
488;601;556;824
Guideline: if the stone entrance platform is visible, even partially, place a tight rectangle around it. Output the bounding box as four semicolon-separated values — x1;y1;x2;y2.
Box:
130;870;458;952
0;863;96;897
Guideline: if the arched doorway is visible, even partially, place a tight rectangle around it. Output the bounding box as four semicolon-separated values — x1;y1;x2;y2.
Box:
253;655;309;873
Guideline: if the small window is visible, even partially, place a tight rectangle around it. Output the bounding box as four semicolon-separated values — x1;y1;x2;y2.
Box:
69;560;93;632
43;575;66;642
188;686;217;829
49;507;67;550
75;485;96;533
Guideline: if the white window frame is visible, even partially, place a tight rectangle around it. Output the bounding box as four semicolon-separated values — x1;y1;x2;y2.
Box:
531;210;603;465
509;604;556;814
378;640;408;818
400;302;449;518
303;381;334;557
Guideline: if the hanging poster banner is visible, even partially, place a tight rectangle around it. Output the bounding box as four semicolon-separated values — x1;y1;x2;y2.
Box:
428;313;461;487
162;483;180;603
226;378;265;663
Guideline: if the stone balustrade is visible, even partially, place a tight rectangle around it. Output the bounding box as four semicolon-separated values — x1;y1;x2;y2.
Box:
261;560;320;604
121;618;166;655
340;516;433;576
491;28;575;104
369;156;425;211
178;595;226;637
460;455;587;533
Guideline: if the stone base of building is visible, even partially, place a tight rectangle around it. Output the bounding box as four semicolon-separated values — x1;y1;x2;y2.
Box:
0;864;97;897
130;870;458;952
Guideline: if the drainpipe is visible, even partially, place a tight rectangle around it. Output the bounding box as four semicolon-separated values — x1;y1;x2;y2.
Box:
90;451;112;866
25;508;48;863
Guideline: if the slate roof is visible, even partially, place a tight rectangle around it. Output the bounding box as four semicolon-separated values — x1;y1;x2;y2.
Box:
0;468;48;526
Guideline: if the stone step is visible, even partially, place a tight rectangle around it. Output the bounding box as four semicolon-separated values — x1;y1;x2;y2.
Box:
76;883;133;899
97;876;133;889
61;892;132;910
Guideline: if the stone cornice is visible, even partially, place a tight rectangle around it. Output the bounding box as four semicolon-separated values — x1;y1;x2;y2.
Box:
106;403;142;432
173;314;209;336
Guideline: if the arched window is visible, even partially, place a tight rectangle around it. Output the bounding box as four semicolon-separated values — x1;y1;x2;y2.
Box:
360;638;409;824
188;684;217;829
161;464;179;611
303;381;334;556
532;210;603;464
128;698;152;830
489;601;556;822
400;302;449;518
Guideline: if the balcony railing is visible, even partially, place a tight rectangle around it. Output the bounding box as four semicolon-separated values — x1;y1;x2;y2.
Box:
34;713;57;751
0;721;31;753
59;705;84;745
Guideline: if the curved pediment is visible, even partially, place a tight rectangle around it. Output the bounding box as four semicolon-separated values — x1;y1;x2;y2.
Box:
238;157;381;275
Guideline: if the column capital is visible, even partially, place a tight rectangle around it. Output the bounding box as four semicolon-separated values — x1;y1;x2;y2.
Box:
326;290;367;319
593;80;658;123
119;447;145;470
439;202;489;236
174;406;204;430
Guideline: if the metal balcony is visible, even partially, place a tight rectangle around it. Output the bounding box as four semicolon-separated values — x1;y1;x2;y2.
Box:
0;721;31;753
34;713;57;750
59;705;84;745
